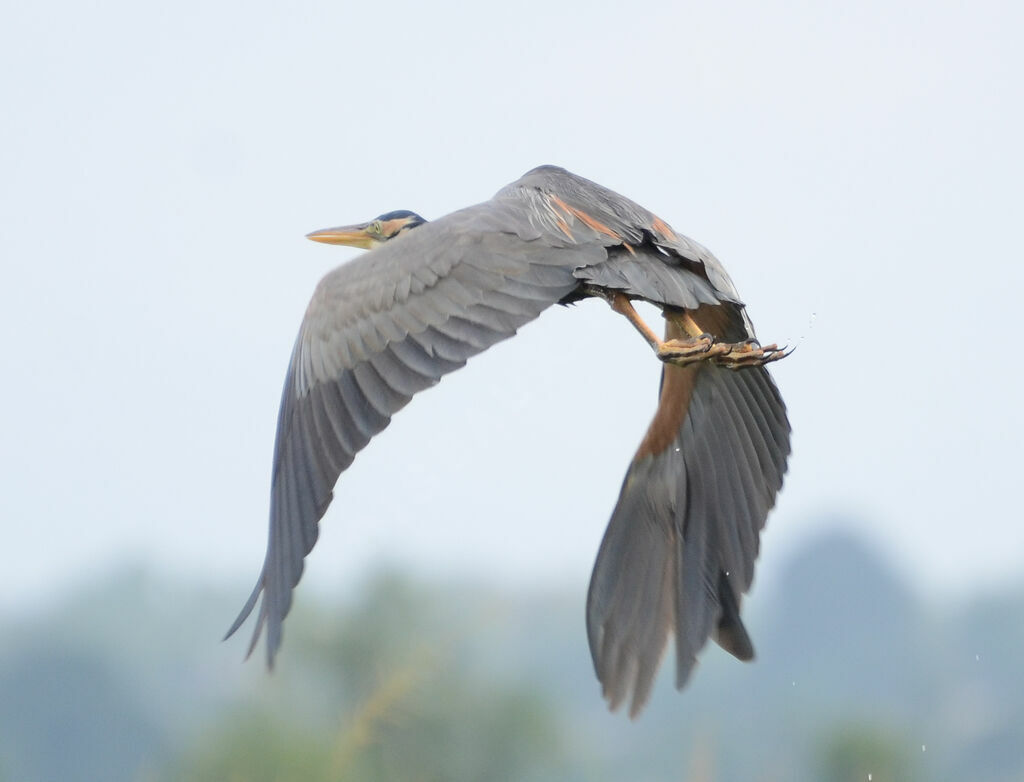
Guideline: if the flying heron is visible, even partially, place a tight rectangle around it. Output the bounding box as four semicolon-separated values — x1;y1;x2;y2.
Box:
226;165;791;716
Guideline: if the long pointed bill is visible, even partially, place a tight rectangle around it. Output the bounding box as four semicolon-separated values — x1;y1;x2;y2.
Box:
305;224;376;249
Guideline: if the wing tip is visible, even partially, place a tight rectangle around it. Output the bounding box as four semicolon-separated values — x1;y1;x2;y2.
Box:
223;572;280;670
224;576;263;641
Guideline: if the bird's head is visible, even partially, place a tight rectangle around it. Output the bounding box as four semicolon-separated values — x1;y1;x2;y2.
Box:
306;210;427;250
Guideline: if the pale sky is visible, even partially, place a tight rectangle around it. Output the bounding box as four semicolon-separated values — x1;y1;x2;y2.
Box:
1;0;1021;612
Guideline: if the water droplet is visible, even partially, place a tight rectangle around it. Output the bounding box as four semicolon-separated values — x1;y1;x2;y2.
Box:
921;744;927;752
975;654;981;661
868;774;872;781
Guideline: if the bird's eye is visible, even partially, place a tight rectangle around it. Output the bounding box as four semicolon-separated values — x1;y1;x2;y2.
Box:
372;221;383;234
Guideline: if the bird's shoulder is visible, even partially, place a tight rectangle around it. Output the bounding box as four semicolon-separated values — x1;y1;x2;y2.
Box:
501;166;745;302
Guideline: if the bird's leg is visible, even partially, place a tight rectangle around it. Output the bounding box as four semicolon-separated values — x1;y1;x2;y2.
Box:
605;293;664;351
588;287;790;369
589;288;718;366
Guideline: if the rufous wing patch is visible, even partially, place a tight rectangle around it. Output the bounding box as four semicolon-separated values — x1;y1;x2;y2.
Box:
651;216;677;241
551;211;574;240
550;195;623;242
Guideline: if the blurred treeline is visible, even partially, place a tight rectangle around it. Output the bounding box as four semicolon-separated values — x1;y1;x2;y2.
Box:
1;525;1023;782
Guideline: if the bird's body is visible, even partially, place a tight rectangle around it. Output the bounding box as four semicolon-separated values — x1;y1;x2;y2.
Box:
227;165;790;716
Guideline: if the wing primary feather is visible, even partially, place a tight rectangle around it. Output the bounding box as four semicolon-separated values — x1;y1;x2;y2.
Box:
696;390;748;592
334;371;390;439
306;390;354;475
319;385;370;458
282;429;320;538
715;570;755;661
715;377;772;565
224;575;263;642
727;369;789;488
367;347;437;398
351;361;413;417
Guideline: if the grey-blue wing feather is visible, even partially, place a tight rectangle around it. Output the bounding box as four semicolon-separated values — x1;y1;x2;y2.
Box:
226;207;597;664
586;363;790;716
572;249;728;311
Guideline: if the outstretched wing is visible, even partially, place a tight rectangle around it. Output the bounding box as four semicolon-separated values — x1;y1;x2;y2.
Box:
226;199;602;664
586;308;790;716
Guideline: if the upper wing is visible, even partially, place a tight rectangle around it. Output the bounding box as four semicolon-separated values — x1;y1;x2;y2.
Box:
508;165;751;321
226;200;602;664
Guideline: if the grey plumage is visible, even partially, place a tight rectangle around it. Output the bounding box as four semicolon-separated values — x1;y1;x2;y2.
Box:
227;165;790;715
586;363;789;715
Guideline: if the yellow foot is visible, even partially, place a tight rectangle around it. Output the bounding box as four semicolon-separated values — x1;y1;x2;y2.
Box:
712;339;791;369
658;337;791;369
657;334;727;366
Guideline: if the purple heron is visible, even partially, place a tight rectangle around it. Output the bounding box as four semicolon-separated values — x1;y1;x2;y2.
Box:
227;165;791;716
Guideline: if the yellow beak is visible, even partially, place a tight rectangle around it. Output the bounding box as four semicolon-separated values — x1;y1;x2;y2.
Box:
305;224;377;249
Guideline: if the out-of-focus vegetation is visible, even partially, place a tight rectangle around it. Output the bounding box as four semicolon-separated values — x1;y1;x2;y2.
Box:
173;576;565;782
817;724;920;782
1;526;1023;782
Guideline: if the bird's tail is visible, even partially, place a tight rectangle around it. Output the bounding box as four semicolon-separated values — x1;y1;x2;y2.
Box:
586;360;790;717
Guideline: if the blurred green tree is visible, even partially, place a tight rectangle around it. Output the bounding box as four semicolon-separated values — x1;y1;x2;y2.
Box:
816;723;921;782
168;573;565;782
